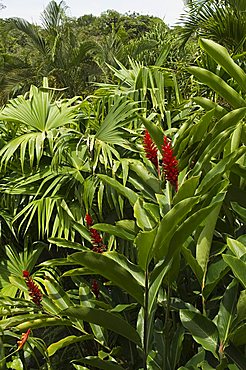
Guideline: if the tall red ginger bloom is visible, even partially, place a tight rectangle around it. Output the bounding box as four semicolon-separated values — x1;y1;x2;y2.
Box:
143;130;158;169
23;270;42;306
17;329;31;350
85;214;107;253
162;136;179;192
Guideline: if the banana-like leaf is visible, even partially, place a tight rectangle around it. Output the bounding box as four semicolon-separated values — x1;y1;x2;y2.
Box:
73;357;125;370
187;67;246;109
47;334;93;357
199;39;246;92
217;280;238;345
222;255;246;288
63;306;141;346
180;309;219;358
68;251;144;305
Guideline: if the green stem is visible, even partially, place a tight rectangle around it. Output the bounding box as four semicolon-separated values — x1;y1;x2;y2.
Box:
143;269;149;370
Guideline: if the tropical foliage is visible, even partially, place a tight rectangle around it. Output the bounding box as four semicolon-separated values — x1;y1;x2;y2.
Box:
0;1;245;369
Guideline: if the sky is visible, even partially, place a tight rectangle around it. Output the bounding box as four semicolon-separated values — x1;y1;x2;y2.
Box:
0;0;185;26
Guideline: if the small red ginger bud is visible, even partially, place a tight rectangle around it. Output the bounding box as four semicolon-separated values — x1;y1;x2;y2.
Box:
143;130;158;169
162;136;179;191
17;329;31;350
91;279;100;299
85;213;93;227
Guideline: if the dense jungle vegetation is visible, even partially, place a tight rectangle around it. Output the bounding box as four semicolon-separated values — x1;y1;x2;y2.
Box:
0;0;245;369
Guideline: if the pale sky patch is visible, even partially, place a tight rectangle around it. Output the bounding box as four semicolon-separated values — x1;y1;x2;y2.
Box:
1;0;184;26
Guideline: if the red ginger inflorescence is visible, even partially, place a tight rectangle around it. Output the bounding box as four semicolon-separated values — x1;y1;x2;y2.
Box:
17;329;31;350
85;214;107;253
91;279;100;299
23;270;42;306
143;130;158;170
162;136;179;192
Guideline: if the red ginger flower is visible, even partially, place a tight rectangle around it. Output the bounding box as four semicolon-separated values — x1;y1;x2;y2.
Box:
85;214;107;253
17;329;31;350
85;213;93;227
162;136;179;192
91;279;100;299
23;271;42;306
143;130;158;169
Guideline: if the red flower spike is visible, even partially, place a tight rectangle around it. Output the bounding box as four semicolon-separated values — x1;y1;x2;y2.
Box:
85;214;93;227
17;329;31;350
85;214;107;253
91;279;100;299
22;270;30;278
143;130;158;169
162;136;179;192
23;271;42;306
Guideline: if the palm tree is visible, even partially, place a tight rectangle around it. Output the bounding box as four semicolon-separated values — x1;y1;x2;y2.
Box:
179;0;246;52
0;1;102;99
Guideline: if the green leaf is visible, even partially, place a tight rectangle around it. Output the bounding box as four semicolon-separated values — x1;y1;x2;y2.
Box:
93;223;135;241
217;280;238;345
135;227;158;270
227;238;246;258
180;309;219;358
73;357;125;370
48;238;90;250
187;67;246;109
198;147;246;193
230;323;246;346
199;39;246;93
97;174;138;206
153;196;200;260
63;306;141;346
173;176;200;205
68;251;144;305
196;205;222;273
222;255;246;288
47;335;93;357
134;198;157;231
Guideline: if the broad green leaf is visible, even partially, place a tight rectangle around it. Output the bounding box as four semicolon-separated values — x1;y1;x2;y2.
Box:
68;251;144;305
48;238;89;250
47;335;93;357
63;306;141;345
153;196;200;260
44;276;73;310
198;147;246;193
93;223;135;240
135;227;158;270
193;97;227;118
227;238;246;258
199;39;246;93
222;255;246;288
217;280;238;345
134;198;157;231
187;67;246;109
231;202;246;223
73;357;124;370
203;259;229;299
15;317;72;331
180;309;219;358
196;205;222;273
173;176;200;205
236;289;246;324
167;192;226;265
230;323;246;346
